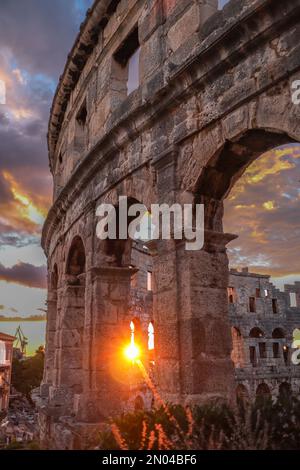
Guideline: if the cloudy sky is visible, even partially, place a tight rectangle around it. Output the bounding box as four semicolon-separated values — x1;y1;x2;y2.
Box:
0;0;299;320
0;0;93;317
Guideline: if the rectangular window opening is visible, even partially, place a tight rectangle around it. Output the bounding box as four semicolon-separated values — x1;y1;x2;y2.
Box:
259;342;267;359
76;101;87;127
249;297;256;313
283;346;289;365
147;271;152;292
272;298;278;314
256;288;261;298
290;292;297;308
228;287;235;304
273;342;280;358
114;27;140;95
249;346;257;367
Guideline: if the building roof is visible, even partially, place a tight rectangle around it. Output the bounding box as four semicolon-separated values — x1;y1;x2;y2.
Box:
0;332;16;342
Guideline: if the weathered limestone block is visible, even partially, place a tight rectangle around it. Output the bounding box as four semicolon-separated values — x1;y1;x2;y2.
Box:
167;3;201;53
140;26;165;81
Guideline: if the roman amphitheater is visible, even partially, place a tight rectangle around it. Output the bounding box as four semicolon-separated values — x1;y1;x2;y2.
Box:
37;0;300;449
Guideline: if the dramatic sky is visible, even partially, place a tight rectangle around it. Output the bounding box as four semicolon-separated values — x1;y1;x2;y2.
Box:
0;0;299;322
0;0;93;318
224;145;300;290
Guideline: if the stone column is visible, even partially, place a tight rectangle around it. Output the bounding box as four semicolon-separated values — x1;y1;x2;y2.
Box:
49;276;85;415
151;147;236;405
43;290;57;387
75;266;139;422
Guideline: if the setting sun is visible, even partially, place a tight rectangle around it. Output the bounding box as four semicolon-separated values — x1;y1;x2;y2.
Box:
124;343;140;362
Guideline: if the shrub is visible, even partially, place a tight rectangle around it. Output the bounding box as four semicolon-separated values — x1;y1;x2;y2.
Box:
98;398;300;450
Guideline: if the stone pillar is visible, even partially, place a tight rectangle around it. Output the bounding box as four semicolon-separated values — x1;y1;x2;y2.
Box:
43;290;57;387
151;147;235;405
49;277;85;415
75;266;140;422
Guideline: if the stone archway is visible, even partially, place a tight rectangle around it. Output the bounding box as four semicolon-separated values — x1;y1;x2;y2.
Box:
279;382;291;399
236;384;249;403
194;130;296;231
55;236;86;408
256;383;271;400
231;327;245;368
152;125;299;406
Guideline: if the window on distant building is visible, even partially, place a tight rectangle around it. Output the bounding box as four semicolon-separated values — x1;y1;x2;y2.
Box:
259;342;267;359
130;320;135;344
256;288;261;298
249;297;256;313
273;342;280;358
228;287;236;304
148;322;154;351
272;299;278;314
147;271;152;292
290;292;297;308
249;346;257;367
264;289;269;297
283;345;289;365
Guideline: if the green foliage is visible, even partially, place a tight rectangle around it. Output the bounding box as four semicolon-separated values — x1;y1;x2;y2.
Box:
98;398;300;450
3;440;40;450
11;346;45;399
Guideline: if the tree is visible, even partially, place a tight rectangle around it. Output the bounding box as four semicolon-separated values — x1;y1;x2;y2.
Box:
11;346;45;399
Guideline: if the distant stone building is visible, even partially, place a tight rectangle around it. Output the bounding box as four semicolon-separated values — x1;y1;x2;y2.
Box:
39;0;300;449
129;249;300;404
228;269;300;400
0;332;15;416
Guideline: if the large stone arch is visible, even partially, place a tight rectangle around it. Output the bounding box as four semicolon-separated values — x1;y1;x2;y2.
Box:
193;128;297;230
179;88;300;198
152;119;299;405
66;235;86;278
52;235;87;408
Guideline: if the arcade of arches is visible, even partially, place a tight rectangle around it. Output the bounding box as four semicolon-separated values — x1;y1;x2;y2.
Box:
39;0;300;449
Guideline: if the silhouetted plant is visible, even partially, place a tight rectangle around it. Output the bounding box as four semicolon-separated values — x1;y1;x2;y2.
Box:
98;398;300;450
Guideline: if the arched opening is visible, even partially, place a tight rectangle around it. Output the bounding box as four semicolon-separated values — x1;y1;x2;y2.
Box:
129;318;143;349
236;384;249;403
272;328;289;364
256;383;271;400
57;236;86;395
66;236;86;277
148;322;155;351
279;382;291;399
101;197;148;267
249;328;265;338
196;130;294;231
231;327;245;368
148;322;155;365
159;126;298;402
272;328;285;339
